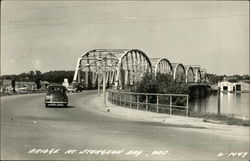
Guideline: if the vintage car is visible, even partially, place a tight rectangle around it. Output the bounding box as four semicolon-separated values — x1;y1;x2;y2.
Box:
45;85;68;107
67;86;77;93
67;84;82;93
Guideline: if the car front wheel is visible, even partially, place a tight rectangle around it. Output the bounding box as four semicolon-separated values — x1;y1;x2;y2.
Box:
45;103;49;107
63;103;68;107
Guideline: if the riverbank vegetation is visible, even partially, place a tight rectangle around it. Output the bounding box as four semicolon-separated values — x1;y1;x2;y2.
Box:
124;72;189;107
207;73;250;84
132;72;250;126
132;72;189;94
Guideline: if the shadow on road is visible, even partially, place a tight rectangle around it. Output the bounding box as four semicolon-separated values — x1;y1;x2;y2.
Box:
46;105;75;108
135;121;208;129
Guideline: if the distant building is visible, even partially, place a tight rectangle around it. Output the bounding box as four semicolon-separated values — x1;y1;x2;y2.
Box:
12;81;49;90
0;79;12;93
0;79;12;87
62;78;69;88
41;81;50;89
218;81;250;93
0;78;50;93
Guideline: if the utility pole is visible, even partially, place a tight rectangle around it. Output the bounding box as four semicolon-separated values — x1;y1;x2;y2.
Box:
97;65;101;97
102;57;107;107
217;87;221;115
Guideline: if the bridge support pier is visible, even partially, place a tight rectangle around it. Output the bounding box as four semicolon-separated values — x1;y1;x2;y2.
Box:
199;87;205;98
189;84;210;98
193;86;199;97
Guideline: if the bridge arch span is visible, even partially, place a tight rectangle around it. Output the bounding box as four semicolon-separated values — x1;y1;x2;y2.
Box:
153;58;173;76
74;49;130;88
194;68;202;83
172;63;186;82
185;66;195;83
115;49;152;89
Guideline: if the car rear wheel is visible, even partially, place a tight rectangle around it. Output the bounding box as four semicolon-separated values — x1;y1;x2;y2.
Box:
45;103;49;107
63;103;68;107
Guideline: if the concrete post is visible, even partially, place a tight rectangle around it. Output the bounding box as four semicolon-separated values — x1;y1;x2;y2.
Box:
186;95;189;116
156;95;159;113
217;87;221;115
119;93;122;106
130;94;132;108
170;96;172;115
98;66;101;97
137;95;139;110
116;91;118;104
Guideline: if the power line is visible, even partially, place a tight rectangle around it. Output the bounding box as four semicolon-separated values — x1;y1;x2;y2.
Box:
1;13;248;26
1;2;147;11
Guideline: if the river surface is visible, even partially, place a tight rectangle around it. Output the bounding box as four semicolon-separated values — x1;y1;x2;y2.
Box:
189;92;250;118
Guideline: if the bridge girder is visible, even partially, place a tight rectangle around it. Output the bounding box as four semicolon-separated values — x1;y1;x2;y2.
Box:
73;49;152;89
73;49;209;89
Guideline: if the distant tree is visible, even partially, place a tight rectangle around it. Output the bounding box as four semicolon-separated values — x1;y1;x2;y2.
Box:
243;75;250;80
35;78;41;89
29;71;35;76
156;73;188;94
35;70;42;76
206;74;224;84
134;72;188;94
11;79;16;93
42;70;75;83
133;72;188;106
134;72;159;94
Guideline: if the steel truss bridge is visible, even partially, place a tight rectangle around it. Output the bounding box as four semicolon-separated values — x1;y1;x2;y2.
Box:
73;49;209;89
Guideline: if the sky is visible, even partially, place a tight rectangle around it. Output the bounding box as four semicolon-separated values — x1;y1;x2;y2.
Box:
1;1;249;76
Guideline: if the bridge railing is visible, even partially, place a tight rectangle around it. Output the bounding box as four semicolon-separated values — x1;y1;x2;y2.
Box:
107;90;189;116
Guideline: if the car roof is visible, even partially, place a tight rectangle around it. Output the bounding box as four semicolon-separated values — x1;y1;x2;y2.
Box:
47;85;66;90
48;85;65;88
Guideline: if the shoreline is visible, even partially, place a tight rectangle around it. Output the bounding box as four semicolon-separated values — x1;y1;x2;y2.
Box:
87;95;249;142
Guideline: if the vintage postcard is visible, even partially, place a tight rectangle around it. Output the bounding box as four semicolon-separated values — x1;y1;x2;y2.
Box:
1;1;249;160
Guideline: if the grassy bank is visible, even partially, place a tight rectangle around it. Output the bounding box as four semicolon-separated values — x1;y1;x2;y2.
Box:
189;112;250;126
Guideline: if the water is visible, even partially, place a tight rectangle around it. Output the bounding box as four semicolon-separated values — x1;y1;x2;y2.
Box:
189;92;250;118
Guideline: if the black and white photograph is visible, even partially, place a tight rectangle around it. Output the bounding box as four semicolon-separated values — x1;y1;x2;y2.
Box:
1;1;249;160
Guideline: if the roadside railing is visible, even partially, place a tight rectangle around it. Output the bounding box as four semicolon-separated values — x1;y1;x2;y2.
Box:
107;90;189;116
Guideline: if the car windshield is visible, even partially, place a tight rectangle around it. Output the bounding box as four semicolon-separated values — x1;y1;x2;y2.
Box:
48;86;66;92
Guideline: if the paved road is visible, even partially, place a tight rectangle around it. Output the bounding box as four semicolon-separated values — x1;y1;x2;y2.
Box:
1;91;249;160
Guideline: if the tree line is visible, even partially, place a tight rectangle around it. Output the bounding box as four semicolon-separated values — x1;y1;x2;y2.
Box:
207;74;250;84
1;70;249;84
1;70;75;84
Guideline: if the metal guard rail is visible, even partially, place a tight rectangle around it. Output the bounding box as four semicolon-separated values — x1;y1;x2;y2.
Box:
107;89;189;116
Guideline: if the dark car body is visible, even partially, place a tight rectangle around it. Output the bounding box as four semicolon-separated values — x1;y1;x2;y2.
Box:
45;85;68;107
67;84;82;93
